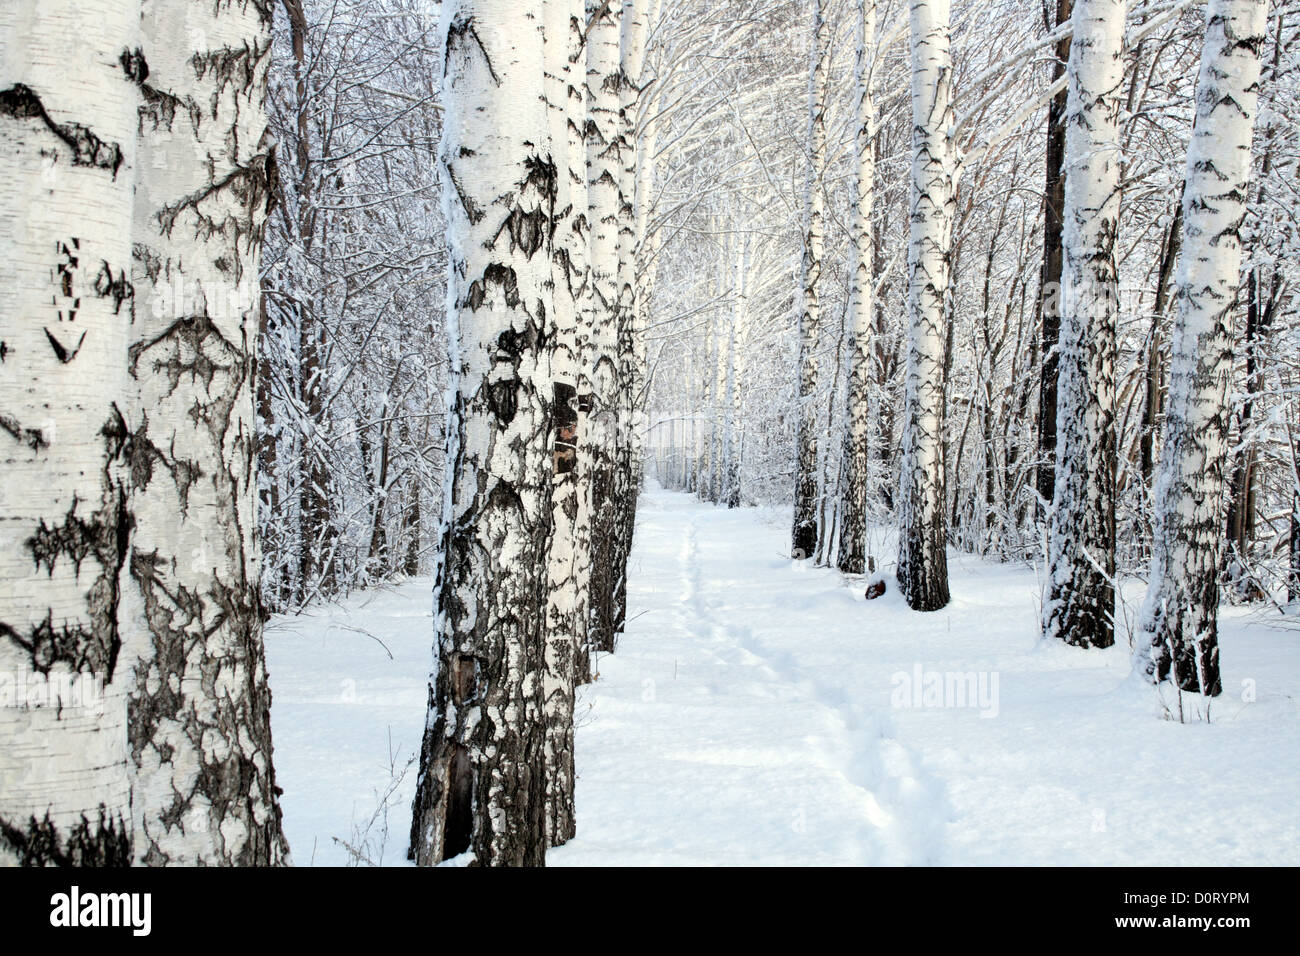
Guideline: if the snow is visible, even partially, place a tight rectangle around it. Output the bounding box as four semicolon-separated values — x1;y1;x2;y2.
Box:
267;483;1300;866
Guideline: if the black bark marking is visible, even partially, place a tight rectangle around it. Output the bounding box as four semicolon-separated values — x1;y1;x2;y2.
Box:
0;807;131;866
0;412;49;450
119;48;149;84
129;312;238;395
1;411;131;678
44;327;86;364
93;261;134;315
0;85;124;176
553;382;578;475
446;167;484;224
155;155;276;274
463;263;520;312
492;155;558;259
446;14;501;87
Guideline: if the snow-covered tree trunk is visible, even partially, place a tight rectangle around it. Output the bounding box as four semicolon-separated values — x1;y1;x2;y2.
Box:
1140;0;1267;697
896;0;953;611
838;0;877;575
699;301;714;501
708;228;729;505
410;0;555;867
792;0;828;560
723;235;748;509
0;0;138;866
540;0;586;847
1042;0;1124;649
123;0;287;866
585;0;624;654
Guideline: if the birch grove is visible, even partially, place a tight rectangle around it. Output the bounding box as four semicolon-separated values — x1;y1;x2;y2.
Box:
2;0;1299;870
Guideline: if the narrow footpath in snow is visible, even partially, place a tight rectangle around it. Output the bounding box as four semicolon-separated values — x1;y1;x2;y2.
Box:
268;483;1300;866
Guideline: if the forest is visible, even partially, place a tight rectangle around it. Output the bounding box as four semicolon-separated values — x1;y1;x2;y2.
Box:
0;0;1297;869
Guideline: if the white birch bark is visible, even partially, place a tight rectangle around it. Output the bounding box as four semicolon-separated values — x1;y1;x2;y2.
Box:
585;0;624;654
724;233;749;509
792;0;828;560
410;0;554;867
1140;0;1267;697
608;0;649;636
1042;0;1124;648
0;0;138;865
896;0;953;610
567;0;596;678
541;0;585;847
838;0;877;575
123;0;287;866
708;227;729;505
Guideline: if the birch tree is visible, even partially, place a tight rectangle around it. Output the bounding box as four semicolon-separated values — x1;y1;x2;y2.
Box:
1140;0;1268;699
541;0;586;848
125;0;288;865
409;0;555;867
607;0;651;639
723;234;749;509
585;0;624;653
838;0;877;575
0;0;138;865
897;0;954;611
792;0;829;561
1042;0;1124;649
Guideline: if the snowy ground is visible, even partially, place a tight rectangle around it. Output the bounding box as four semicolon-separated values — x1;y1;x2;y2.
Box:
267;483;1300;866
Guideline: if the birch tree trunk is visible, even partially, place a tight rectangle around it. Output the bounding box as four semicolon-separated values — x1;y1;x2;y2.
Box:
896;0;953;610
792;0;828;560
585;0;624;654
541;0;586;847
838;0;877;575
1042;0;1124;649
0;0;138;865
723;235;748;509
410;0;555;867
124;0;287;865
609;0;650;638
1140;0;1267;698
568;0;596;680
